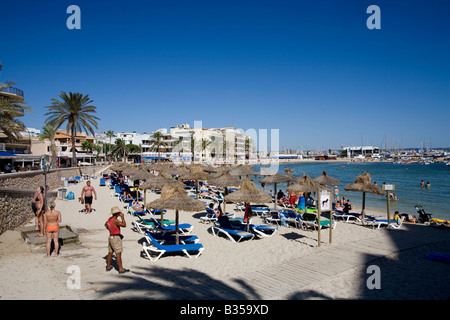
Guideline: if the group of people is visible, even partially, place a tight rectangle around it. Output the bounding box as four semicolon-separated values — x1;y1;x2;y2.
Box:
30;177;130;274
420;180;431;188
31;186;61;258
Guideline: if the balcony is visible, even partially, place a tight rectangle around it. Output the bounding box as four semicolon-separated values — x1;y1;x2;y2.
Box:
0;86;24;101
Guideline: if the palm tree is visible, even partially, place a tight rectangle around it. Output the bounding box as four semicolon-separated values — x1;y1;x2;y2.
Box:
39;125;57;168
44;92;99;167
0;82;32;142
201;138;212;162
112;138;128;162
106;130;114;163
148;131;167;162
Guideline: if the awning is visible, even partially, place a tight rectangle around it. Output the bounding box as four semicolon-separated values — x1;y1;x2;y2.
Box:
0;151;17;159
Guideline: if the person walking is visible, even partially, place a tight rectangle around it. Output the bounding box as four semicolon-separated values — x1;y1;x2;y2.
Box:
105;206;129;274
43;202;62;257
81;180;97;214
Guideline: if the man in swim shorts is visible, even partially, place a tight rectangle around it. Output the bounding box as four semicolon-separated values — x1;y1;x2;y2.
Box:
81;180;97;214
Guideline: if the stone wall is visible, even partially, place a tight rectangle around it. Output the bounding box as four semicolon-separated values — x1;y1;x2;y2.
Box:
0;188;57;235
0;166;106;235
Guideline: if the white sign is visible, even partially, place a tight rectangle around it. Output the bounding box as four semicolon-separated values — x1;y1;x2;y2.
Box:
320;191;331;211
383;184;395;191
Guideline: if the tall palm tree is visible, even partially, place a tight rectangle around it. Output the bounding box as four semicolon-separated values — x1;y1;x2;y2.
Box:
112;138;129;162
148;131;167;162
0;82;32;142
201;138;212;162
39;125;57;168
106;130;114;163
44;92;99;167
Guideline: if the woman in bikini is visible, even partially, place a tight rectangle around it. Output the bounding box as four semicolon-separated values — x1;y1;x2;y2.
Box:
33;186;45;236
43;201;62;257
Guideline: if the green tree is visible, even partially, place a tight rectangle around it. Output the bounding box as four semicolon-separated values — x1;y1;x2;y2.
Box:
39;124;57;168
148;131;167;162
0;81;32;142
112;138;128;162
44;92;99;167
105;130;114;163
81;140;93;153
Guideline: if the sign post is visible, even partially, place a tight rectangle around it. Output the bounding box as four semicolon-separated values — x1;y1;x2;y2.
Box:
383;184;395;229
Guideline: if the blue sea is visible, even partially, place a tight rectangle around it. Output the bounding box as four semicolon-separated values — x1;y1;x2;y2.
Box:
252;162;450;221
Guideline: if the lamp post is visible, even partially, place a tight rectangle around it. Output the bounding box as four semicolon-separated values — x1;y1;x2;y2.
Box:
43;163;50;211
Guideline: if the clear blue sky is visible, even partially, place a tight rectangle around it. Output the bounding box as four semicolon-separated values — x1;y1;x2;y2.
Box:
1;0;449;150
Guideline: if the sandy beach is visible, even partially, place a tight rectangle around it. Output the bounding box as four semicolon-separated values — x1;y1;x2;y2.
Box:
0;166;449;301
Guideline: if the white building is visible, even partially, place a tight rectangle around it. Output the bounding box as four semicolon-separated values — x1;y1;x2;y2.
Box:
344;146;380;158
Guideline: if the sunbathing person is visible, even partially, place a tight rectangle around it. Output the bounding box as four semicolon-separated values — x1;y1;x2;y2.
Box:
131;200;144;211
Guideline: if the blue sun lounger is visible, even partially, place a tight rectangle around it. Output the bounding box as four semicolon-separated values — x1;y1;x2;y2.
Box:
211;216;255;243
149;217;194;235
145;231;199;245
142;233;204;261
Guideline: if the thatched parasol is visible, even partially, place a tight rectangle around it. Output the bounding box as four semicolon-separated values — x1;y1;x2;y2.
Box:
344;172;384;218
139;173;184;217
179;164;211;198
313;171;341;187
259;172;293;209
286;174;324;194
147;185;205;244
224;178;272;232
286;174;327;247
229;165;258;178
207;172;242;214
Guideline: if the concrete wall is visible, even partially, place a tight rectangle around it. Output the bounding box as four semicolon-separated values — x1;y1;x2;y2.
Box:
0;166;105;235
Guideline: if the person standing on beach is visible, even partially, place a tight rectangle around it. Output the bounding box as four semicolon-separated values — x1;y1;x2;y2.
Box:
81;180;97;214
105;206;129;274
43;202;61;257
333;186;339;203
32;186;45;236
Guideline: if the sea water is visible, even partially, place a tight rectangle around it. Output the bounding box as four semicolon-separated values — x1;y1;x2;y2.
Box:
252;162;450;221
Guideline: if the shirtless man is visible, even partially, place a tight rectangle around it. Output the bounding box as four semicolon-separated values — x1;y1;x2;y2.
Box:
81;181;97;214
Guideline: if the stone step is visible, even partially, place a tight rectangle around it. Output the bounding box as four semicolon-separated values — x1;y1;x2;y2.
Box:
18;225;80;246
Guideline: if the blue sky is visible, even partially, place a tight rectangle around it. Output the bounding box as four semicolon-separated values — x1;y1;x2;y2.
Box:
1;0;449;150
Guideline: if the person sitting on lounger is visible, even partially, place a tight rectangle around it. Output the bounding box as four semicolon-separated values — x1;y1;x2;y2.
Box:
343;199;352;214
206;203;219;217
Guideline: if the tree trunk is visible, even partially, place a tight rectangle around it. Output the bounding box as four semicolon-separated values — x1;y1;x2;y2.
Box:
71;127;76;167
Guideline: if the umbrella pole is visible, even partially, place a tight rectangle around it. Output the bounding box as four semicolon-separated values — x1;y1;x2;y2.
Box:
175;209;180;245
329;190;333;244
362;192;366;219
274;183;277;210
317;191;321;247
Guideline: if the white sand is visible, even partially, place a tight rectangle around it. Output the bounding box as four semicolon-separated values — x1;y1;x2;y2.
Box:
0;167;449;300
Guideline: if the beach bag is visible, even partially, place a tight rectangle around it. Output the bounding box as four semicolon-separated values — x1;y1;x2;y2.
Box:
66;191;75;200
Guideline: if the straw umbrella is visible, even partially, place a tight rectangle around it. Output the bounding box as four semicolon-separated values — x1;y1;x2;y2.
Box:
313;171;341;244
287;174;326;247
139;173;184;222
180;164;211;199
344;172;384;219
207;172;242;214
259;172;292;209
224;178;272;232
229;165;258;179
147;185;205;244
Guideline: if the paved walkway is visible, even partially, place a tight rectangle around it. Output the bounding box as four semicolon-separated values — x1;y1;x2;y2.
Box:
74;223;449;300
